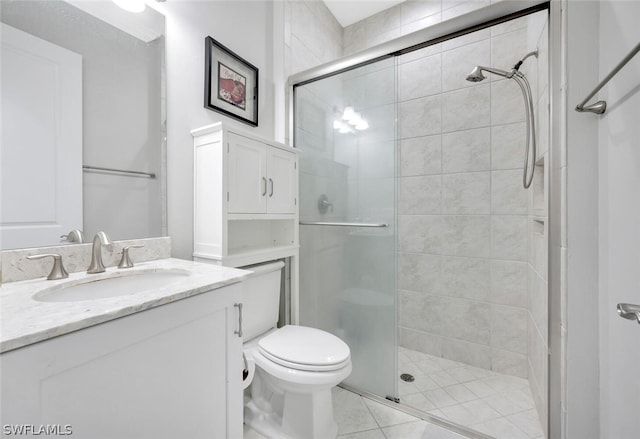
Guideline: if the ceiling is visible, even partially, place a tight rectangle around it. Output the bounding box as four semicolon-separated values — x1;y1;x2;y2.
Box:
323;0;407;27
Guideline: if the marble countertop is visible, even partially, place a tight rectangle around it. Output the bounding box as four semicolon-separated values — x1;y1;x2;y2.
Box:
0;258;249;353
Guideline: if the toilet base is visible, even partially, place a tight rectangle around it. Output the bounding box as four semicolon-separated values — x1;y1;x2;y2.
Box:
244;368;339;439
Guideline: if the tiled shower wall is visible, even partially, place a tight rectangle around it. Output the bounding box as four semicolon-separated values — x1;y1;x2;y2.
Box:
283;0;342;145
394;19;536;379
284;0;346;330
344;3;550;429
526;11;550;435
343;0;497;56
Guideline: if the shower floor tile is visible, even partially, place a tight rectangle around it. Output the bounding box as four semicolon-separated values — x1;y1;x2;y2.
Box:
398;347;545;439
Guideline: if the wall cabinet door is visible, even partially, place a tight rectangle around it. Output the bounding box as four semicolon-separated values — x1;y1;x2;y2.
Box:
227;133;267;214
227;133;297;215
266;147;297;214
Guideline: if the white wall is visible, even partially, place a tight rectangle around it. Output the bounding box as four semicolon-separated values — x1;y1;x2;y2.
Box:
597;1;640;438
564;0;601;436
564;1;640;438
162;1;277;259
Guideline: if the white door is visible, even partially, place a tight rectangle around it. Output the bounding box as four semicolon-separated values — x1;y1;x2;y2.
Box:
0;24;82;249
266;147;297;214
227;133;266;214
598;2;640;437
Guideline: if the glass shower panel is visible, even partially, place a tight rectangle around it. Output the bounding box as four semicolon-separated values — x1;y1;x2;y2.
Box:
294;58;397;399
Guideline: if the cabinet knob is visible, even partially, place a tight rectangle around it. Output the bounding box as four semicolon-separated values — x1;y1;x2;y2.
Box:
262;177;267;196
269;178;274;197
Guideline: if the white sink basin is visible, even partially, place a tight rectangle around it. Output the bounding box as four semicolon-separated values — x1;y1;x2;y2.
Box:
33;269;192;303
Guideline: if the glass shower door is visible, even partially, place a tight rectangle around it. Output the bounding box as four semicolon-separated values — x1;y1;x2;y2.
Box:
294;59;397;399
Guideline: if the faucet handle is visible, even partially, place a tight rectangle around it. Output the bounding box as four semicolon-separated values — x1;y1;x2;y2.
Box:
60;229;85;244
27;254;69;280
118;245;144;269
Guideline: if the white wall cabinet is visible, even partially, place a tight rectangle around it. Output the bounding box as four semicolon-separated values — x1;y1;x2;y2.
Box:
192;123;299;268
0;284;244;439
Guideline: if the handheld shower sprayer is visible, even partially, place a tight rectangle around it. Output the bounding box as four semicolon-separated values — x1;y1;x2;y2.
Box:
465;50;538;188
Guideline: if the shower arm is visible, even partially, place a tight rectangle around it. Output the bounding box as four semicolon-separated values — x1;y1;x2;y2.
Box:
513;50;539;71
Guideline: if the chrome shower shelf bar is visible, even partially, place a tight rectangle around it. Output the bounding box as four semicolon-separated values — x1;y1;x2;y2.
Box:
83;165;156;179
299;221;388;228
576;42;640;114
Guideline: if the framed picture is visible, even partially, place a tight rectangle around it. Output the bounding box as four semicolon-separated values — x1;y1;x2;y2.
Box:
204;36;258;126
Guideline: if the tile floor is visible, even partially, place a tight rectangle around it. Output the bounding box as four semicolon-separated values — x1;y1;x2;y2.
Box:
244;385;471;439
243;347;545;439
397;347;544;439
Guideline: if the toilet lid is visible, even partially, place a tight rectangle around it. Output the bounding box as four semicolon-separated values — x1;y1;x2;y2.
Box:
258;325;350;372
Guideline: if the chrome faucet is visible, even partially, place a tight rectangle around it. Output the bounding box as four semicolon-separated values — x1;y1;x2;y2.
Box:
87;231;113;274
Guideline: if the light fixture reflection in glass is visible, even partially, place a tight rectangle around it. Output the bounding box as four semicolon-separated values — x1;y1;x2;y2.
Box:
355;119;369;130
342;106;355;121
333;106;368;134
347;114;361;126
113;0;146;13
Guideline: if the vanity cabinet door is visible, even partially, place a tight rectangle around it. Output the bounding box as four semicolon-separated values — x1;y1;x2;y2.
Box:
266;147;297;214
227;133;267;214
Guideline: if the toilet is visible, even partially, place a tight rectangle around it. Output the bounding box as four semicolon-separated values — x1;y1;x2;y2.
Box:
241;261;352;439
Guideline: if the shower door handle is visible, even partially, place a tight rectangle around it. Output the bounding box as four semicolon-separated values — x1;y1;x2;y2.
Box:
617;303;640;325
299;221;388;228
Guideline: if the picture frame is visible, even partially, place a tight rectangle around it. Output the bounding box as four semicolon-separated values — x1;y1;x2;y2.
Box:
204;36;258;126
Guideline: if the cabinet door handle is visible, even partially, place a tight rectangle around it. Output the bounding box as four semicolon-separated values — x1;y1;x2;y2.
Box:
269;178;274;197
262;177;267;196
234;303;243;338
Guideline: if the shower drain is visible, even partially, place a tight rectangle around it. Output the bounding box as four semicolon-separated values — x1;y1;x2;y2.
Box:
400;373;415;382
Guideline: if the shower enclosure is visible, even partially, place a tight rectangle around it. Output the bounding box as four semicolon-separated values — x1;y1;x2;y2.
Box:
293;3;549;437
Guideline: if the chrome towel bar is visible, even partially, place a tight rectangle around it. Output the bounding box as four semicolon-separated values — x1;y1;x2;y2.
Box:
576;42;640;114
299;221;388;228
83;165;156;179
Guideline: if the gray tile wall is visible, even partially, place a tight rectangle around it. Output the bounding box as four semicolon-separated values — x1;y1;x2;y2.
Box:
392;15;538;381
343;3;548;396
343;0;494;56
526;11;550;436
284;0;343;145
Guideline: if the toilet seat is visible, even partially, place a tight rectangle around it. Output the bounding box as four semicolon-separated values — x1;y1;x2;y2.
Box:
257;325;351;372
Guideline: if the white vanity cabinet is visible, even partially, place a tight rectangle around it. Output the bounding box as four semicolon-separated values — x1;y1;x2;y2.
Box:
0;284;243;439
193;123;299;267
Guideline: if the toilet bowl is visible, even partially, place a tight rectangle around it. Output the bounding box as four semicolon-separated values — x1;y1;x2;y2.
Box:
240;261;352;439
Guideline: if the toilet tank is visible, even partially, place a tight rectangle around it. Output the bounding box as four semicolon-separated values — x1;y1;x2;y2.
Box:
241;260;285;341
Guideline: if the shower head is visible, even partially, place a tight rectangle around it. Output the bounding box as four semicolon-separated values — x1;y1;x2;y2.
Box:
465;66;486;82
465;65;513;82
